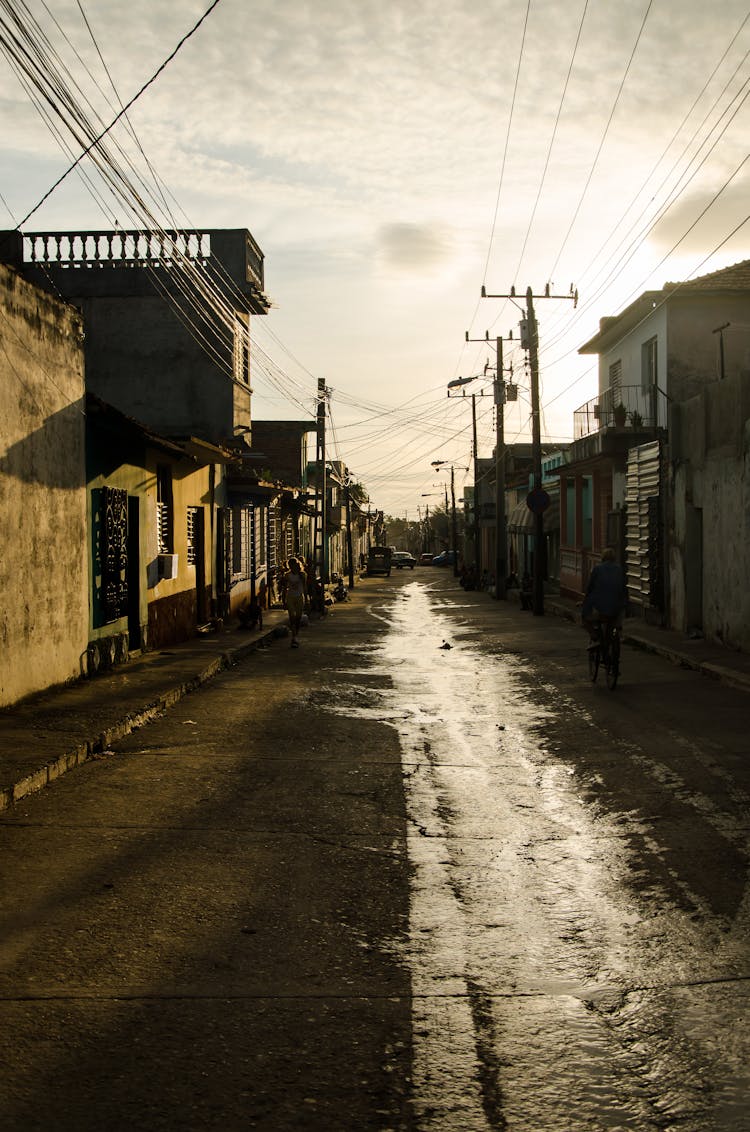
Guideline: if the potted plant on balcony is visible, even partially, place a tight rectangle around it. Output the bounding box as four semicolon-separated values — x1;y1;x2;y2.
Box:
613;402;627;427
629;409;644;428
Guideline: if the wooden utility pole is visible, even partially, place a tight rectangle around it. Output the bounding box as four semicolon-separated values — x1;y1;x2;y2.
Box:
464;331;512;599
313;378;328;583
450;464;458;576
526;289;545;616
494;336;507;600
344;478;355;589
480;282;578;615
471;393;480;577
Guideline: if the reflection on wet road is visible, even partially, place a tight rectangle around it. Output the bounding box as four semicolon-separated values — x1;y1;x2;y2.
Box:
351;582;750;1130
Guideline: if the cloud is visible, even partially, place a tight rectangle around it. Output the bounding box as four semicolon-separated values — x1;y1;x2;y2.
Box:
376;222;452;271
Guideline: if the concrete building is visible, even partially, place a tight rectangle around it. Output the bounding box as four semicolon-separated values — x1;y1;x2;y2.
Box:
0;263;88;706
0;228;270;447
1;227;272;642
669;372;750;650
85;395;226;660
560;259;750;629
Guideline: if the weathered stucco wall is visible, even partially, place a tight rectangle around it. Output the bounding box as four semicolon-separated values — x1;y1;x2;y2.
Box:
701;435;750;649
79;296;246;445
0;265;89;706
669;373;750;650
668;295;750;402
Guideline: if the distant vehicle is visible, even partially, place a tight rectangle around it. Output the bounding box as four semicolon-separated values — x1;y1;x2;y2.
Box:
392;551;416;570
418;553;434;565
366;545;392;576
432;550;457;567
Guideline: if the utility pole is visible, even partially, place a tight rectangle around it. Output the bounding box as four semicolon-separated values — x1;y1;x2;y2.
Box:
526;290;544;616
494;336;507;600
313;377;328;584
481;283;578;615
450;464;458;577
464;331;514;599
344;477;355;589
446;373;483;577
471;393;480;577
430;461;461;575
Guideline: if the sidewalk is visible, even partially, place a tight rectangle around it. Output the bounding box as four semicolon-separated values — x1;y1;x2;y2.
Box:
509;586;750;694
2;585;748;815
0;607;292;814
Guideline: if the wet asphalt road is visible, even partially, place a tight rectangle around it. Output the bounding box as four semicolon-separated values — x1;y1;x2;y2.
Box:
1;571;748;1130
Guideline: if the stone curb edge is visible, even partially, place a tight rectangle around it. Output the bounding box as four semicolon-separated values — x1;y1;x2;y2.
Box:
0;630;278;815
543;597;750;693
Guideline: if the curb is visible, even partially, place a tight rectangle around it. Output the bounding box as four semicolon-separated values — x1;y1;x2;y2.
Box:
0;625;283;815
519;593;750;694
623;635;750;693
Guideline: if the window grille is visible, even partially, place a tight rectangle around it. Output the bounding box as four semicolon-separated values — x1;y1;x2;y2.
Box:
156;501;170;554
156;465;173;553
234;319;250;385
231;507;252;576
101;486;128;622
187;507;198;566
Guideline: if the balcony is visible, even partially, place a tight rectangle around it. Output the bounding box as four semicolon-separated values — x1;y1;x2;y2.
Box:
0;227;270;313
573;385;666;439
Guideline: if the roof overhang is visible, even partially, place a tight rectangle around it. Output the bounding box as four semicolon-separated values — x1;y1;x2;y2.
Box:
178;436;238;464
578;292;662;354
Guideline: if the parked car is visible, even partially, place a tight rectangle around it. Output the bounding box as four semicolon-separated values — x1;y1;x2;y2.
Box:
432;550;456;567
366;545;392;576
418;553;435;565
392;551;416;570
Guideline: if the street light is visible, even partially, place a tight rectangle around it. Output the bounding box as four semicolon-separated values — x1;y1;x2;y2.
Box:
445;374;484;578
464;331;517;600
419;494;443;556
430;460;462;576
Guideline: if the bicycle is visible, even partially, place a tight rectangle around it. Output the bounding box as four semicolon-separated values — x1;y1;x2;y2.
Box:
588;617;621;690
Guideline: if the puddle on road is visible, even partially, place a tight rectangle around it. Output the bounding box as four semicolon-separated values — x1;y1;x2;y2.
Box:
320;582;748;1130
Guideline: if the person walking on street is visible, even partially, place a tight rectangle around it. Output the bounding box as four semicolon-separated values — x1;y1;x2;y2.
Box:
283;557;307;648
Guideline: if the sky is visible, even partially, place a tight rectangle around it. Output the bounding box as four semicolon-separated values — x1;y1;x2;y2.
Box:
2;0;749;516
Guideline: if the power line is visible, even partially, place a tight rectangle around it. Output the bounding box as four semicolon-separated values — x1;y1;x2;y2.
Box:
547;0;655;280
13;0;226;229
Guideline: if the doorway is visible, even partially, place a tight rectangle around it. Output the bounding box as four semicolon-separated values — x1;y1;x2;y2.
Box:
127;495;141;650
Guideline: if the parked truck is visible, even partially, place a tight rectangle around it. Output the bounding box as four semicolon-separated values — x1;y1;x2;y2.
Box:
366;546;392;576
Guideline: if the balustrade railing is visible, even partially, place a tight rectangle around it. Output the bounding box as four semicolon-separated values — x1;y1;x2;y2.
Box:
22;230;212;268
573;385;666;439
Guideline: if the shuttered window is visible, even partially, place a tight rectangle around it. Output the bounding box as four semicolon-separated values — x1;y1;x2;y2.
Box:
156;465;173;554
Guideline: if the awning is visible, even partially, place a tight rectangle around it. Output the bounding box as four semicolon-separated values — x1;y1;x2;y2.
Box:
507;495;560;534
227;481;281;504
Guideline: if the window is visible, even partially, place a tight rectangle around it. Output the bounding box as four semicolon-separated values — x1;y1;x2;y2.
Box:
101;486;128;622
566;481;576;545
231;507;251;576
642;337;657;392
234;318;250;385
581;476;592;549
254;504;267;571
186;506;199;566
609;360;622;399
156;465;173;554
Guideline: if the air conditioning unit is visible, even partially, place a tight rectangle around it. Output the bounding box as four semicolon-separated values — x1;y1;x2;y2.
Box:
158;553;178;580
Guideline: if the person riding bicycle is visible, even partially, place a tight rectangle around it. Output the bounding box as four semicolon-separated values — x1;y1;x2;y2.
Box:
582;547;627;646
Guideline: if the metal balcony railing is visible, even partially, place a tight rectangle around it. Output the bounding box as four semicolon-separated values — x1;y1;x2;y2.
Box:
573;385;666;439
